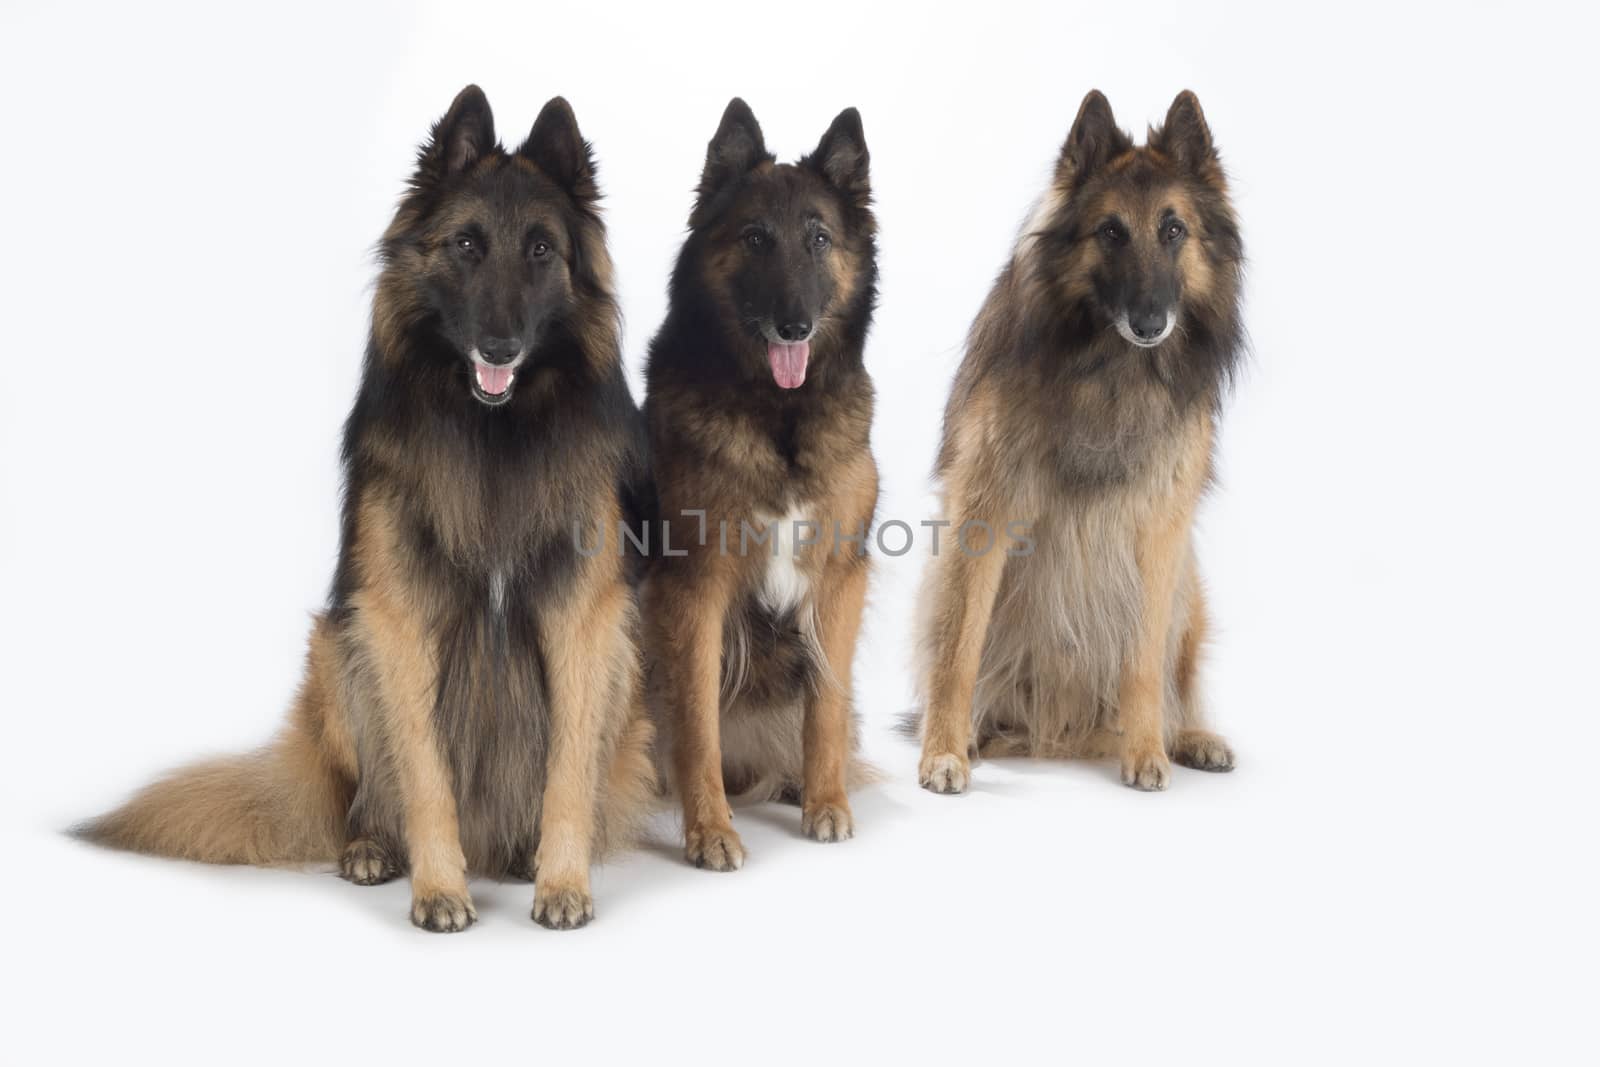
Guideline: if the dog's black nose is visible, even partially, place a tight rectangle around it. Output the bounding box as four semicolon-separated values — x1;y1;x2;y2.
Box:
480;337;523;365
1129;310;1168;341
776;321;812;343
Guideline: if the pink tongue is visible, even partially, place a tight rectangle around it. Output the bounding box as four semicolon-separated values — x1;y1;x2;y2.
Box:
767;340;810;389
476;364;514;396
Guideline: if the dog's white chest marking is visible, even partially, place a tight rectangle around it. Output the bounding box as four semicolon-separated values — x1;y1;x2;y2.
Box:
489;568;508;616
756;505;812;615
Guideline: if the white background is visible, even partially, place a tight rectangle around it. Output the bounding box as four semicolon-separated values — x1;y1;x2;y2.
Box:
2;1;1595;1062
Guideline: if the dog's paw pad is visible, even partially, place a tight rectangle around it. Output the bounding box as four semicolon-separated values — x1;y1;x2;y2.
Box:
685;825;746;871
532;885;594;930
801;802;854;843
919;752;970;795
1121;751;1172;792
410;891;476;933
1172;731;1236;772
339;839;399;886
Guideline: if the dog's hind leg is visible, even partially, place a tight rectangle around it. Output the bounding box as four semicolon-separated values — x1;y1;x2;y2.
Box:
339;781;403;886
338;835;401;886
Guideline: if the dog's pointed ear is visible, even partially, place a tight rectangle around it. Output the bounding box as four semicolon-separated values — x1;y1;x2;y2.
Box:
518;96;598;203
806;107;870;205
420;85;497;182
1151;90;1216;171
1057;90;1130;184
693;98;769;220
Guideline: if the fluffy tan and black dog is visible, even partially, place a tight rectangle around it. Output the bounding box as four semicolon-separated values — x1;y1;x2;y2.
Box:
80;87;655;931
915;90;1244;794
643;99;878;870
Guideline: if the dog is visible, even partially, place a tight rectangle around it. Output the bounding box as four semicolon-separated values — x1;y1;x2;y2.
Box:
914;90;1245;794
642;99;878;870
79;86;656;931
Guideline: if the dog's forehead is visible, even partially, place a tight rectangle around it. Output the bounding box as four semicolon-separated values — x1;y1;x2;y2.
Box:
1092;156;1193;222
738;164;840;225
432;161;568;232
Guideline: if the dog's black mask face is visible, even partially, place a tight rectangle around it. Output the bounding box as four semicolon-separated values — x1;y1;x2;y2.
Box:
689;99;871;390
1086;194;1190;349
1035;90;1242;359
393;88;601;407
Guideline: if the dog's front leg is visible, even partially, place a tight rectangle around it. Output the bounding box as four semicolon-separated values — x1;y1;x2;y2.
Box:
801;549;869;841
653;561;743;871
532;556;632;929
1119;416;1212;791
918;471;1011;795
353;583;474;932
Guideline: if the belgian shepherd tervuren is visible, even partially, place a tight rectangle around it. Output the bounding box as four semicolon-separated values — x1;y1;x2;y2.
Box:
80;86;655;931
643;99;878;870
915;90;1244;794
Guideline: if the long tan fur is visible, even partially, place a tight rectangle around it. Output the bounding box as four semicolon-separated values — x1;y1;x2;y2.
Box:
916;90;1244;793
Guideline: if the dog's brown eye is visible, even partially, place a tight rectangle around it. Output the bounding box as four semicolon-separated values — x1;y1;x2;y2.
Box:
1165;222;1186;241
1101;225;1122;243
530;241;550;258
455;236;476;253
813;232;831;250
745;231;765;249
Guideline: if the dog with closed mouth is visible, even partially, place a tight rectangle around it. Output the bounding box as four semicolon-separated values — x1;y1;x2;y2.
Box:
79;86;656;931
913;90;1245;794
643;99;879;870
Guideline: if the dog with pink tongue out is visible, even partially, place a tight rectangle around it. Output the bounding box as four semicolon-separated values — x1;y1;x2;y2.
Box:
642;99;880;871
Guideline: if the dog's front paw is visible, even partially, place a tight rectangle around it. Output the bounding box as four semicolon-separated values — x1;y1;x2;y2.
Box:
1121;747;1171;792
918;751;970;795
410;889;477;933
532;883;594;930
1171;729;1236;772
801;800;854;842
685;824;745;871
339;838;400;886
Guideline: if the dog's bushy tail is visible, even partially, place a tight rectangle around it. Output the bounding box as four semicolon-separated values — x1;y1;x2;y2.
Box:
76;621;351;867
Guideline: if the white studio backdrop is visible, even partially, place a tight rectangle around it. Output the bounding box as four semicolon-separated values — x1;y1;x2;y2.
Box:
1;1;1595;1063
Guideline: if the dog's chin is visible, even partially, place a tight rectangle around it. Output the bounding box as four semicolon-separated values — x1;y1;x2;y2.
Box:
1114;319;1176;349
